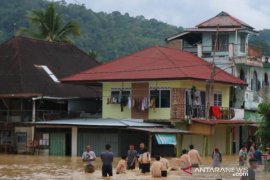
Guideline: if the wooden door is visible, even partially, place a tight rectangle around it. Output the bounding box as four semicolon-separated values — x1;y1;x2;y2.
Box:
131;83;149;119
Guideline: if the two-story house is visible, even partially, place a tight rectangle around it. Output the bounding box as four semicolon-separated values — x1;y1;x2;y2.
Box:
166;11;261;150
62;46;252;156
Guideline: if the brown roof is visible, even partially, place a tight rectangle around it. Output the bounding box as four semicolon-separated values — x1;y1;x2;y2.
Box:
0;36;100;98
196;11;254;29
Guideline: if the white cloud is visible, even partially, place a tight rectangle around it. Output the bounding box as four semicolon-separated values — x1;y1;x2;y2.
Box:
65;0;270;29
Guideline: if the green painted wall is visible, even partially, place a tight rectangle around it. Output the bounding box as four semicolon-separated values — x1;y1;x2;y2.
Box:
102;82;131;119
102;80;231;120
49;133;66;156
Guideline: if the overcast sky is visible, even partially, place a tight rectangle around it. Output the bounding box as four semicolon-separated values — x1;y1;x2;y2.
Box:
65;0;270;30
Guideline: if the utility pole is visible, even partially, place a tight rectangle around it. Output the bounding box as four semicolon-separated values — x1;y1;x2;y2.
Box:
205;25;219;119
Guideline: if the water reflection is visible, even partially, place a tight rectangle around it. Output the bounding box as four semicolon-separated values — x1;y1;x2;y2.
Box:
0;154;269;179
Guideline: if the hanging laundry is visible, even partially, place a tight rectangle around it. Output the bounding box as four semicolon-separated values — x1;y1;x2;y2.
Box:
135;98;139;112
210;105;221;119
138;98;142;112
128;97;131;109
150;97;156;112
112;97;118;104
132;98;135;108
142;97;147;111
142;97;148;111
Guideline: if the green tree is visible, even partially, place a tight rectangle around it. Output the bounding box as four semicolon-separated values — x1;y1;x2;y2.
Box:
256;102;270;149
88;50;99;62
18;3;80;43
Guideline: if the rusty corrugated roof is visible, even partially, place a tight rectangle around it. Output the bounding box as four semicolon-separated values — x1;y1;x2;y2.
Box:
196;11;254;29
0;36;100;98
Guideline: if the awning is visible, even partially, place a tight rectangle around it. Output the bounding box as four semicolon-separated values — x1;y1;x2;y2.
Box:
155;134;177;145
28;119;165;127
128;127;190;133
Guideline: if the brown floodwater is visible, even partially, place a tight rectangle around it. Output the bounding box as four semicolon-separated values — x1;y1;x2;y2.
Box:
0;154;269;180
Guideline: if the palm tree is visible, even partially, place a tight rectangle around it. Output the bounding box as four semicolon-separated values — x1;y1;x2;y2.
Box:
256;102;270;149
18;3;80;43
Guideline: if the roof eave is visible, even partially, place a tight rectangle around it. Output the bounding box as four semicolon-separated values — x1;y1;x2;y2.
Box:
62;77;246;87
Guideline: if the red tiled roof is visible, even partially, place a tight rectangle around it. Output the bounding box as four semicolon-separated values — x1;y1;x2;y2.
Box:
196;11;253;29
192;118;255;125
62;46;246;86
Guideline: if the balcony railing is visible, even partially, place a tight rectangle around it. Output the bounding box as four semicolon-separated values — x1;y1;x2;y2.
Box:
186;105;240;120
0;110;101;122
183;43;247;59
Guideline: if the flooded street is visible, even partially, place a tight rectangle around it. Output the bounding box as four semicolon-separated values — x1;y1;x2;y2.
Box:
0;154;270;180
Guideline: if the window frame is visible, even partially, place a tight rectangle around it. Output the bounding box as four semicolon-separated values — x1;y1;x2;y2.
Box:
240;35;246;52
214;93;222;106
150;88;171;108
39;133;49;148
212;34;229;52
110;88;131;104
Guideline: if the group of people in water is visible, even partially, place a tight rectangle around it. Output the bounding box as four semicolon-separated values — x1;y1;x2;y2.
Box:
81;142;205;177
81;141;270;178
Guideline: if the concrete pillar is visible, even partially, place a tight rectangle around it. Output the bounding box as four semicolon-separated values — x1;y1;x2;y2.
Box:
197;44;202;58
176;134;183;157
203;135;209;157
148;133;152;154
31;100;36;141
71;126;78;156
226;127;232;155
229;43;234;58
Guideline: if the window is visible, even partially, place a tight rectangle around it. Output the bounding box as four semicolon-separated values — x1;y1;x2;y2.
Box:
212;34;229;51
150;89;170;108
240;35;246;52
214;93;222;106
39;133;49;146
110;89;130;104
16;132;27;144
251;71;258;91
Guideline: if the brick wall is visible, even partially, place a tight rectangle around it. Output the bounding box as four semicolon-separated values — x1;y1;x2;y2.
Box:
166;39;182;50
170;88;185;120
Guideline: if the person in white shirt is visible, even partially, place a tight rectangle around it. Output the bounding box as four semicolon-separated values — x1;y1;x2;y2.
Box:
82;145;96;173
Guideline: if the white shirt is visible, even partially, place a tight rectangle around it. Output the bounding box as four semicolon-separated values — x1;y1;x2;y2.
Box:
82;151;96;166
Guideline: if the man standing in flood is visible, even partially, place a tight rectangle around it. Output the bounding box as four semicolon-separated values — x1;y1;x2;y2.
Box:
137;142;146;169
127;144;137;170
188;144;201;168
82;145;96;173
101;144;114;177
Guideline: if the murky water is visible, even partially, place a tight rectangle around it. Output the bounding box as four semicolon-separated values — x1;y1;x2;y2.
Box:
0;154;269;180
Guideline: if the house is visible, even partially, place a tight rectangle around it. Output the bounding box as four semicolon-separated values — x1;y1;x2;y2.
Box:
0;36;101;154
166;11;261;151
62;46;252;156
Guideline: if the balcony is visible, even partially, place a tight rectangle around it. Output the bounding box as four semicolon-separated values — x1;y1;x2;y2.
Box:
186;105;244;120
183;43;249;59
0;110;101;122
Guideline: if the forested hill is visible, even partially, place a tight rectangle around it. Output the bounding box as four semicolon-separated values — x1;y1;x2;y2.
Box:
0;0;182;61
249;29;270;56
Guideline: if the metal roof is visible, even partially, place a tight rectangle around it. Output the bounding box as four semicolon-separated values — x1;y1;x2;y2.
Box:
62;46;246;86
33;118;165;127
192;119;255;125
196;11;254;29
0;36;100;98
128;127;190;134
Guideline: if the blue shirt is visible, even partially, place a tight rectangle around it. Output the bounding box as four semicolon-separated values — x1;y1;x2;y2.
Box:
101;151;113;165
